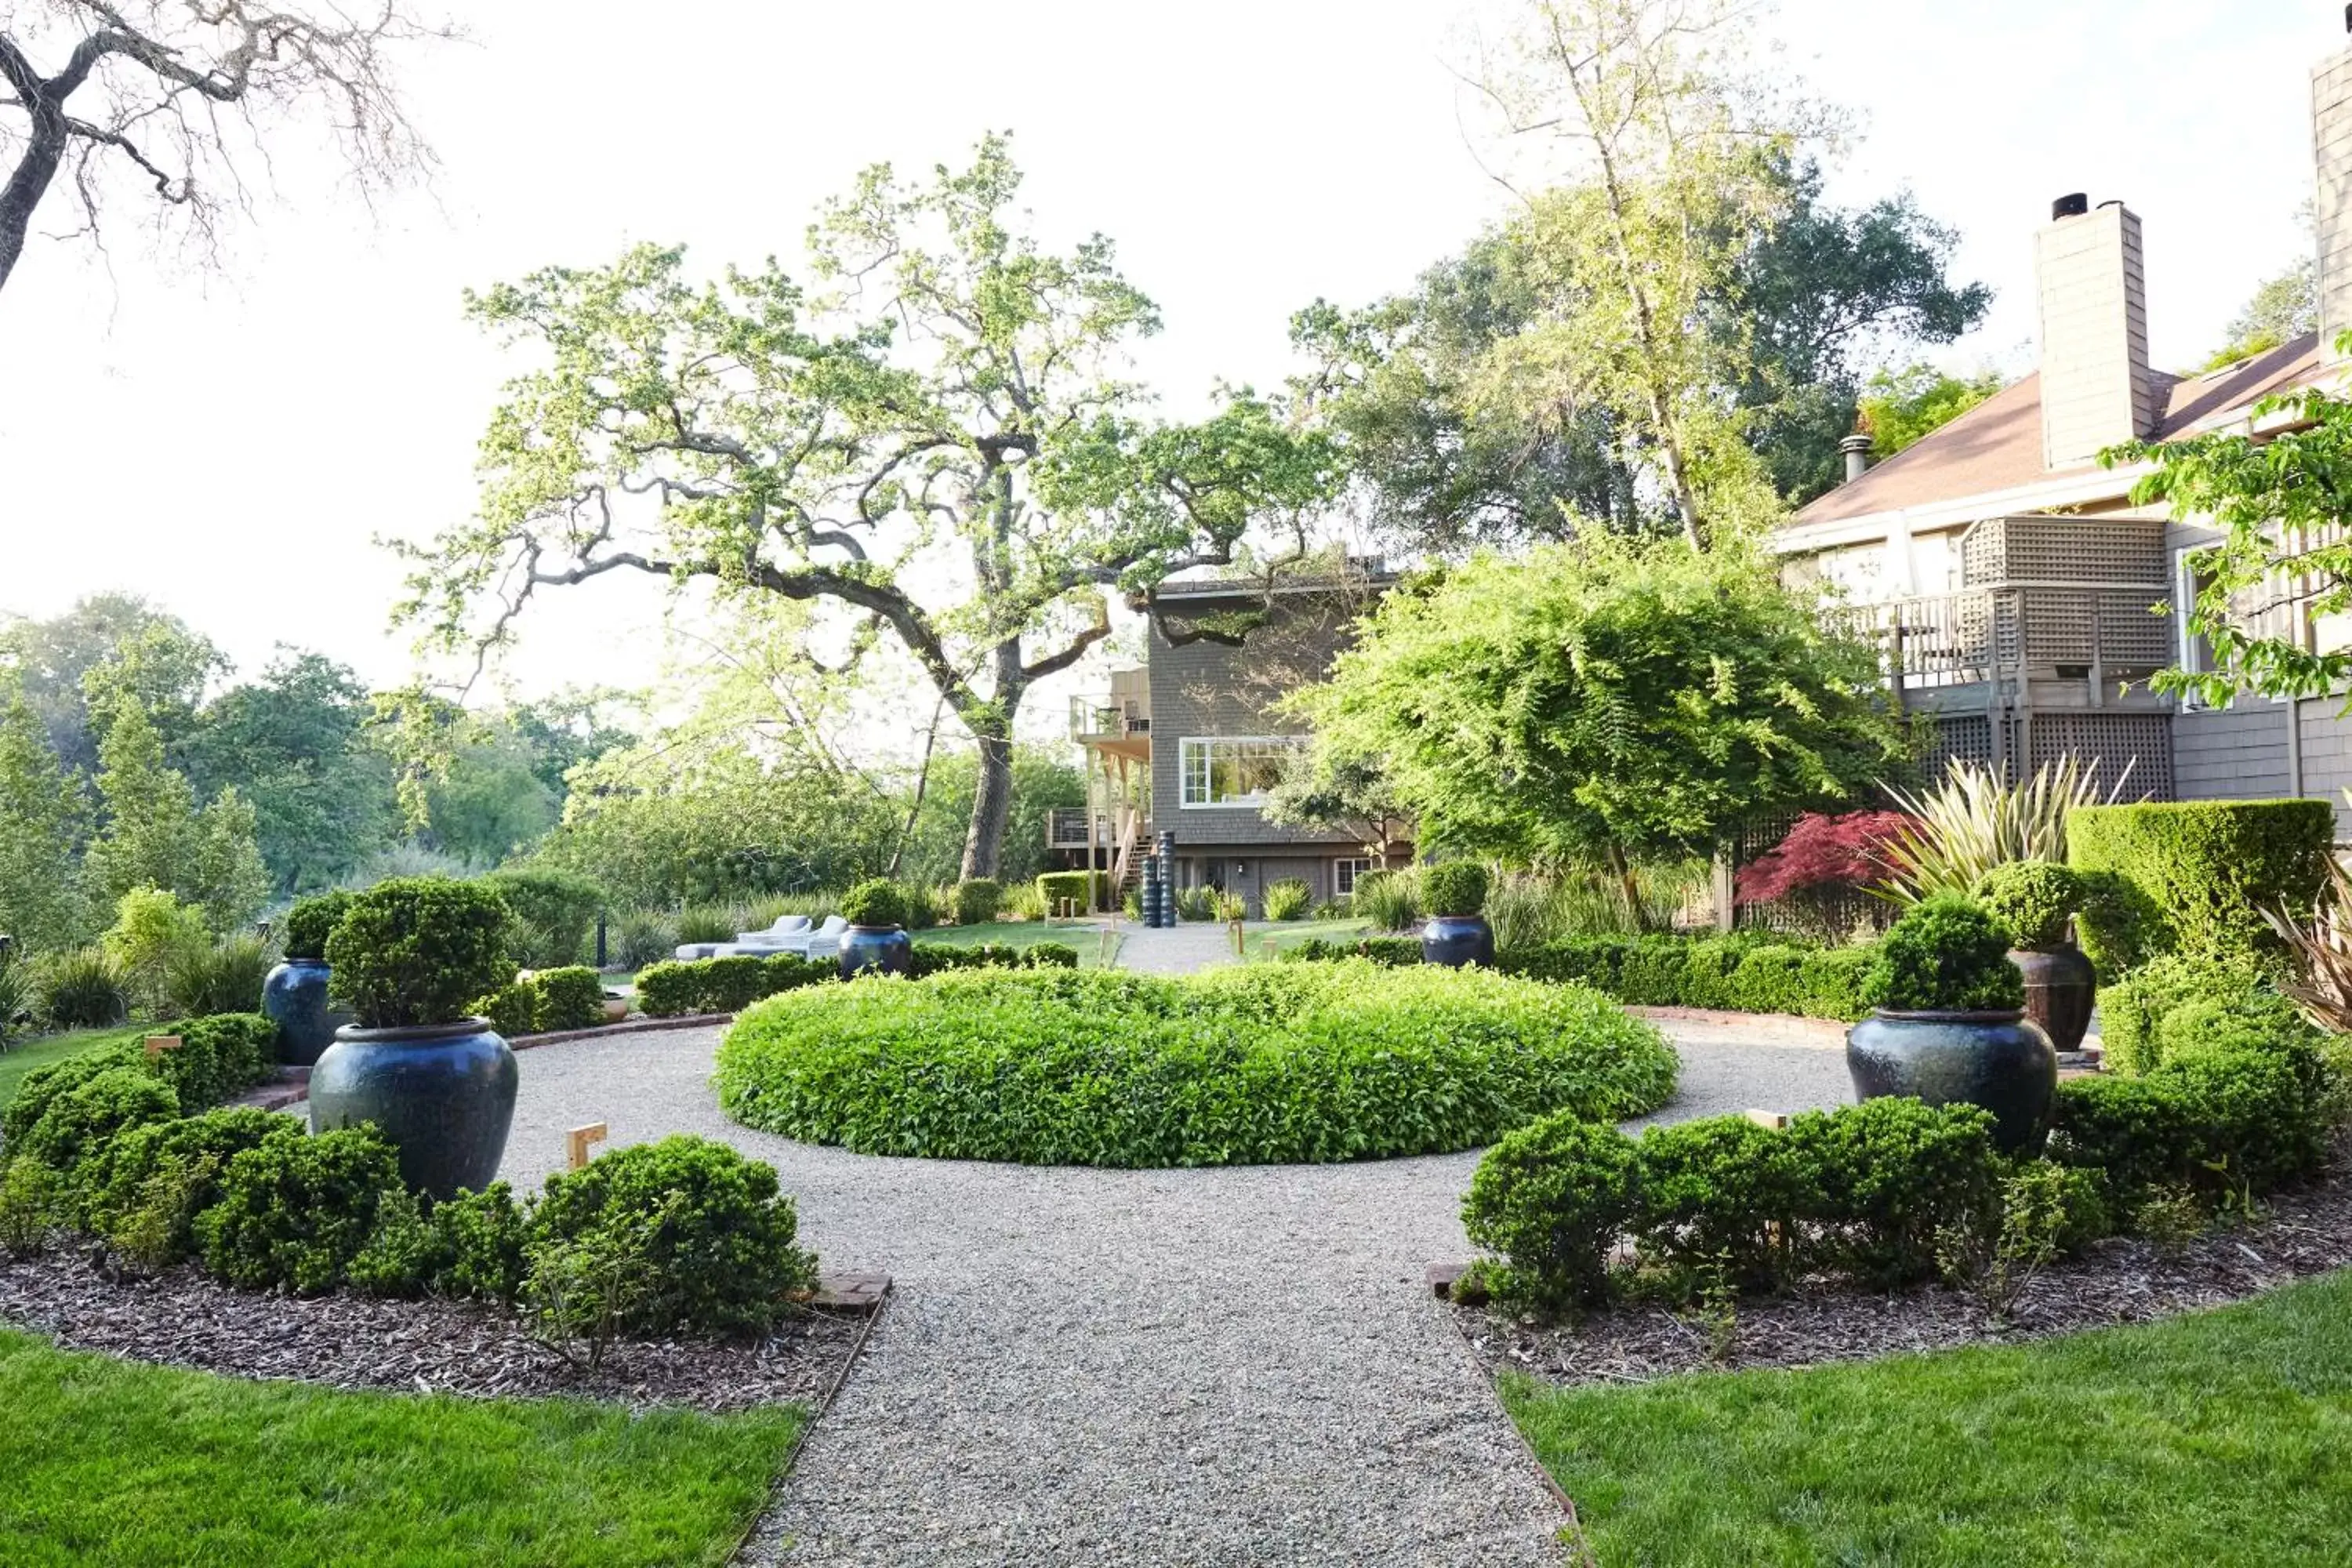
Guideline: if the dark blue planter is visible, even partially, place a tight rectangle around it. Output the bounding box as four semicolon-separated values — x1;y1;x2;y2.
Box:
1846;1009;2058;1155
310;1018;519;1200
261;959;350;1067
840;924;913;979
1421;913;1494;968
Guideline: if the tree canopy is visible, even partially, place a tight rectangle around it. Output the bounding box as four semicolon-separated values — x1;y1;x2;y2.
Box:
1290;537;1911;907
395;136;1338;877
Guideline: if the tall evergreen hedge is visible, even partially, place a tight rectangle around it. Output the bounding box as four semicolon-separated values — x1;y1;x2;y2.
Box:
2067;800;2333;974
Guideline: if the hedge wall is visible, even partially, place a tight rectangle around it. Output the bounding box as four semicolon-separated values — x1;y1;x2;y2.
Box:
1498;934;1874;1022
2069;799;2333;974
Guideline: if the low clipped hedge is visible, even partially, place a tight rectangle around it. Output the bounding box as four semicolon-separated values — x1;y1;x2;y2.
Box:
634;943;1077;1017
1279;935;1424;967
1498;934;1875;1022
2;1014;278;1158
1036;870;1111;913
473;965;610;1036
2069;799;2333;974
715;962;1678;1167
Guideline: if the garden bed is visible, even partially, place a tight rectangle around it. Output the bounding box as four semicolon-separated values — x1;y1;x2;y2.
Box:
1450;1150;2352;1388
0;1249;873;1414
717;961;1677;1166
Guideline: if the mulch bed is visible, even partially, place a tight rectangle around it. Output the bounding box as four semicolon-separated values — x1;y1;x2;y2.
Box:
1453;1155;2352;1388
0;1248;871;1414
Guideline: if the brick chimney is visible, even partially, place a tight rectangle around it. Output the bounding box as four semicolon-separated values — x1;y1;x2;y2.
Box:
2033;195;2156;469
2314;7;2352;360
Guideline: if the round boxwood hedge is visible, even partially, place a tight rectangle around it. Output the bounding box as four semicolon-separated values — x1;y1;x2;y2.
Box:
713;962;1677;1167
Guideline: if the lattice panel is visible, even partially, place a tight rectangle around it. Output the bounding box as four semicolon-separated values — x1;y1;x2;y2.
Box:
2024;712;2172;801
1962;517;2167;588
1926;714;1996;775
2012;588;2173;670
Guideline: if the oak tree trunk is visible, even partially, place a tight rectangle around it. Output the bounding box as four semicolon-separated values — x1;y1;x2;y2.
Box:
960;726;1015;882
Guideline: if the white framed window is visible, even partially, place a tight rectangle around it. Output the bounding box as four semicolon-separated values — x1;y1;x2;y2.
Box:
2174;547;2220;710
1333;857;1378;896
1178;736;1305;808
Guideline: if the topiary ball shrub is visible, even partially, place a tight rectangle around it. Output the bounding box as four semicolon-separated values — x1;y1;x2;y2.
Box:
196;1124;401;1294
473;980;539;1039
531;966;607;1033
1421;861;1490;918
1630;1115;1813;1292
840;879;909;929
280;891;356;964
530;1134;816;1335
717;963;1677;1167
1787;1096;2001;1286
1860;896;2025;1014
953;879;1003;927
1973;861;2083;952
326;877;518;1030
484;868;608;970
1461;1111;1639;1309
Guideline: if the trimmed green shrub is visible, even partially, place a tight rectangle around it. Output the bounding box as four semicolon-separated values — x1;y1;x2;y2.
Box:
1860;896;2024;1013
327;877;517;1029
696;956;774;1014
1497;934;1872;1022
485;868;607;969
473;980;539;1038
717;964;1678;1167
1795;946;1875;1021
1281;935;1424;967
1461;1112;1639;1308
34;946;128;1029
9;1066;180;1181
2069;799;2332;972
633;960;706;1018
953;879;1004;926
1024;942;1080;970
532;966;607;1033
840;878;909;929
81;1107;302;1261
1036;870;1109;914
197;1125;401;1294
1973;860;2082;951
280;891;355;963
144;1013;278;1111
1261;878;1313;921
0;1159;64;1258
438;1181;532;1304
347;1188;448;1298
763;953;836;993
2097;953;2264;1076
1421;861;1490;918
1631;1115;1810;1291
532;1134;816;1335
1787;1097;2002;1286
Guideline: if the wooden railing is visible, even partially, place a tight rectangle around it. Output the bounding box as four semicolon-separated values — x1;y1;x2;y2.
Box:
1830;580;2171;696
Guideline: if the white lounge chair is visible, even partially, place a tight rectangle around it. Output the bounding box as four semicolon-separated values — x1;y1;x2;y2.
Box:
781;913;849;962
676;913;811;962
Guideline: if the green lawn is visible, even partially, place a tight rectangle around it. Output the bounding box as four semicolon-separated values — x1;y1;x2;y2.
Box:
0;1025;150;1110
1501;1269;2352;1566
0;1330;804;1567
919;919;1123;967
1240;917;1374;960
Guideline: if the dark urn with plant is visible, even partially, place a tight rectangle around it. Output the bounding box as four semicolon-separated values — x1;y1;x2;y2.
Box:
1972;859;2094;1054
1846;895;2056;1154
261;890;356;1066
310;877;522;1200
838;879;913;979
1419;861;1493;968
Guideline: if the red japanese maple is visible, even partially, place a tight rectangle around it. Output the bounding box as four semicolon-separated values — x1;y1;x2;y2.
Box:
1737;811;1918;906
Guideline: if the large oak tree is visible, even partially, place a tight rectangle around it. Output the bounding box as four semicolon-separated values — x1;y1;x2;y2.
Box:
395;137;1338;878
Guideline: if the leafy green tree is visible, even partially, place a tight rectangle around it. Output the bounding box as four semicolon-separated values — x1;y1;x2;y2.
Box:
2114;366;2352;705
178;649;397;893
0;684;89;950
392;136;1337;878
1293;537;1911;920
1858;363;2007;459
422;723;562;870
1260;746;1413;867
82;698;267;934
0;593;223;774
895;746;1086;887
2198;210;2317;371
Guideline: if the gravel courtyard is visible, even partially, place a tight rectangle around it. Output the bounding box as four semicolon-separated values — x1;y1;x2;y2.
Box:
493;1011;1852;1567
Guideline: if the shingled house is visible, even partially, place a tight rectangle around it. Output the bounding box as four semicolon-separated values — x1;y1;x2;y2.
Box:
1051;568;1403;914
1773;23;2352;832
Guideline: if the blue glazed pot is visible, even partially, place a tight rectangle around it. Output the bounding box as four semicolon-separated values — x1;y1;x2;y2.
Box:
840;924;913;979
261;958;350;1067
1420;913;1493;968
310;1018;520;1200
1846;1009;2058;1155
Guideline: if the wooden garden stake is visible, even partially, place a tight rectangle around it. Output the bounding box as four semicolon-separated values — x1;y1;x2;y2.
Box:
1744;1109;1789;1131
143;1035;183;1058
567;1123;609;1170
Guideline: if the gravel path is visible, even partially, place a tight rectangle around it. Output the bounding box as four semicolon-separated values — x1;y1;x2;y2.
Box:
1113;923;1245;974
492;1012;1852;1566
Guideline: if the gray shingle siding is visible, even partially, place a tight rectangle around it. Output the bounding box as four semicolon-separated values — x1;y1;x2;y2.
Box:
1146;590;1366;851
2173;703;2291;801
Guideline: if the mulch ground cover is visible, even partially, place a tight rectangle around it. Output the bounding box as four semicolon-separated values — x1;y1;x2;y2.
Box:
0;1249;869;1413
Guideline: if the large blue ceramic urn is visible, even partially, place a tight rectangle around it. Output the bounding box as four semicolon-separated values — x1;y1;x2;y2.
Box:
1846;1008;2058;1155
839;924;913;979
1420;913;1494;968
310;1018;520;1200
261;957;350;1066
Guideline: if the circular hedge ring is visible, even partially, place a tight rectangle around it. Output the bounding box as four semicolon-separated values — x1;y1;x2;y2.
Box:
713;962;1677;1167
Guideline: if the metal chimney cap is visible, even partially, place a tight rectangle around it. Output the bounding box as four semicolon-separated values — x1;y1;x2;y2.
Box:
1837;434;1875;453
2052;193;2090;220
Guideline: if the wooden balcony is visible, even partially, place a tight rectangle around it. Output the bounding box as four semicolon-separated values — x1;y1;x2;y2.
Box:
1831;580;2173;712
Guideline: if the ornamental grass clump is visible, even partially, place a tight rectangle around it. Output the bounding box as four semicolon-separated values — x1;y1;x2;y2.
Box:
325;877;517;1029
715;962;1676;1167
1860;897;2024;1014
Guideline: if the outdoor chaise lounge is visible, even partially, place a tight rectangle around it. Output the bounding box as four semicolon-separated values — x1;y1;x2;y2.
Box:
675;913;810;962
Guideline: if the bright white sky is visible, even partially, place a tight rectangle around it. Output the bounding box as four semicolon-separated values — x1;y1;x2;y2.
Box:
0;0;2343;734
